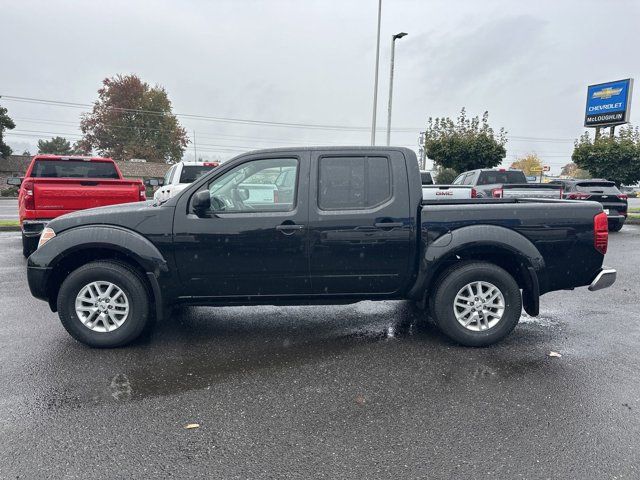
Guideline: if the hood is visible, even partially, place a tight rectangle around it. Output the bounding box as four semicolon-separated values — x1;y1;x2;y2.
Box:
48;200;171;234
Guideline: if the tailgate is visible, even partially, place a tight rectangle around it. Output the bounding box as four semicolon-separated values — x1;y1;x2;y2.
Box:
501;184;562;199
33;179;141;211
422;185;474;200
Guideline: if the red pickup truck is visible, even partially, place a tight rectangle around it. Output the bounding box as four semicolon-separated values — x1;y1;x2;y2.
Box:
10;155;146;257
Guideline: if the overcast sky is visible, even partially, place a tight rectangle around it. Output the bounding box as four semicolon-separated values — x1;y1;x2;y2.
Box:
3;0;639;173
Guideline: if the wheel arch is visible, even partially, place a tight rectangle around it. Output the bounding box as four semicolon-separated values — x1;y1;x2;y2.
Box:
34;226;168;315
412;225;544;316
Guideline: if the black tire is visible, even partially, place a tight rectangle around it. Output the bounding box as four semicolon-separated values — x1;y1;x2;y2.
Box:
57;260;151;348
609;220;624;232
22;234;39;258
430;262;522;347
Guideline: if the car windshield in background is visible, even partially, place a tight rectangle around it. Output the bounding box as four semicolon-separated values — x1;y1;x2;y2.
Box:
179;165;215;183
478;171;527;185
31;160;119;178
575;182;620;194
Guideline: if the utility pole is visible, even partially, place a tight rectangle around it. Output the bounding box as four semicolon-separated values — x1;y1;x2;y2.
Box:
386;32;408;146
193;130;197;161
370;0;382;146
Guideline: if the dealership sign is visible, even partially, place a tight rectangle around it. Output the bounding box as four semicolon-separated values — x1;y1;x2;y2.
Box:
584;79;633;127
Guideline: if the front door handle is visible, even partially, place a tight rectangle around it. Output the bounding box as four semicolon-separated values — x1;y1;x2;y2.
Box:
276;223;305;235
374;222;403;229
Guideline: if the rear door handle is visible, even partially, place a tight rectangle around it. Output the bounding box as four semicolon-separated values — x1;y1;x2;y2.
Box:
374;222;403;228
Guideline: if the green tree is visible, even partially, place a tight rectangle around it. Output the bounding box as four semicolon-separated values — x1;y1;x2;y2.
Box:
38;136;73;155
435;167;458;184
72;140;92;155
0;104;16;158
560;162;591;179
572;126;640;186
510;153;542;175
422;108;507;173
80;74;189;163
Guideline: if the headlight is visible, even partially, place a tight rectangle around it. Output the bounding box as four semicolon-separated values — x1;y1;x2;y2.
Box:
38;227;56;249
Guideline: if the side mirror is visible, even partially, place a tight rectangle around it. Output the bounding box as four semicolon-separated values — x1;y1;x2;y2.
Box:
192;190;211;215
145;178;163;187
7;177;22;186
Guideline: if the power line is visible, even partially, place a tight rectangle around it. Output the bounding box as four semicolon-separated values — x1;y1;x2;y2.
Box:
1;94;579;142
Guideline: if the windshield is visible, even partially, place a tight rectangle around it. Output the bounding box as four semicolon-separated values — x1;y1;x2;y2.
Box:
30;160;119;179
477;171;527;185
179;165;216;183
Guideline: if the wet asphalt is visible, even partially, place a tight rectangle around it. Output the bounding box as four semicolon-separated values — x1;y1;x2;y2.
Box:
0;227;639;479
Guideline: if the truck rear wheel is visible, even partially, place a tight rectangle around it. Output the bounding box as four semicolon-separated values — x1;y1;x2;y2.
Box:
430;262;522;347
56;261;151;348
22;234;39;258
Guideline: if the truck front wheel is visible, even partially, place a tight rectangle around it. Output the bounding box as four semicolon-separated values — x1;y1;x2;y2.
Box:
430;262;522;347
56;261;152;348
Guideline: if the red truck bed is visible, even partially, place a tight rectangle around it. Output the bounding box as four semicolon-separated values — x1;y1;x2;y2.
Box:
17;155;145;256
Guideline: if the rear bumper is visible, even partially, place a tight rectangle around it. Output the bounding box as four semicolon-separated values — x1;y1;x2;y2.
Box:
588;268;617;292
22;220;51;237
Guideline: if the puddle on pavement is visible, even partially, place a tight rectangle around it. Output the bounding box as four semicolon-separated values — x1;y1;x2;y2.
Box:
35;302;561;409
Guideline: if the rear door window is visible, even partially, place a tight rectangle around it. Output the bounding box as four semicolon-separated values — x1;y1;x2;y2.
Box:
31;160;119;179
462;173;475;185
318;156;392;210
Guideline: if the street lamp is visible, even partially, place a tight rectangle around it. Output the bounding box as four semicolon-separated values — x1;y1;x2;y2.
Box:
386;32;408;146
370;0;382;146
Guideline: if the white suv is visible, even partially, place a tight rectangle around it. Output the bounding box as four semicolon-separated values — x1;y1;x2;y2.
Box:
154;161;220;203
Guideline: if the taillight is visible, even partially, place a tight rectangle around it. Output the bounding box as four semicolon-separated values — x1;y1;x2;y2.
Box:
617;194;628;200
471;188;477;198
492;188;503;198
139;183;146;200
568;193;591;200
594;211;608;255
22;180;35;210
273;189;279;203
558;188;563;198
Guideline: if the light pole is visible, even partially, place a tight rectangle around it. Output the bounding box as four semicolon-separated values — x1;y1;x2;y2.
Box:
370;0;382;145
386;32;407;146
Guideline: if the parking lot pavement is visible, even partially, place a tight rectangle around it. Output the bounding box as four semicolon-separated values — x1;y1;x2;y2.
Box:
0;198;18;220
1;227;639;479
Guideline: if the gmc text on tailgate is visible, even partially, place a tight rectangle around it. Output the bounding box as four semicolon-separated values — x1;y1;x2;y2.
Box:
26;147;616;348
11;155;146;257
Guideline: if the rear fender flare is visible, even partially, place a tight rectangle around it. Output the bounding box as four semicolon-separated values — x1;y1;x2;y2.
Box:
410;225;544;315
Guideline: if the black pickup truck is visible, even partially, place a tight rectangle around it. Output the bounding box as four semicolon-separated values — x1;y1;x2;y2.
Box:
26;147;616;348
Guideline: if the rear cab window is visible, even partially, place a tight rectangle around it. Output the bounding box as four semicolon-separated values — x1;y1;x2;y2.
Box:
477;171;527;185
179;165;217;183
30;160;120;179
318;156;392;210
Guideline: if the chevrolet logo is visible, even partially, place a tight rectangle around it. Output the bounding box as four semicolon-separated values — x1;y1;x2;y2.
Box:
593;87;623;100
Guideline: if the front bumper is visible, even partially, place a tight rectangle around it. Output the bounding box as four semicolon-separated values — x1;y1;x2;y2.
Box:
27;265;52;302
588;268;617;292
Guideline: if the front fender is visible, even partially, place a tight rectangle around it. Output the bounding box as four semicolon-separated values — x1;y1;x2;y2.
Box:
408;225;545;311
28;225;168;275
